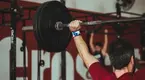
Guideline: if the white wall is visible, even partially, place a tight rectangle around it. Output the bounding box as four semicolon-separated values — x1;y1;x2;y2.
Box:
0;37;28;80
75;0;116;13
22;0;145;17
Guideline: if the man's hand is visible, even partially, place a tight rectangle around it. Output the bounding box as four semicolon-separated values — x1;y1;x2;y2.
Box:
69;20;82;32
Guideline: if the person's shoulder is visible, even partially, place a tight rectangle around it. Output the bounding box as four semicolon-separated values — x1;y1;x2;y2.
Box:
89;62;114;80
134;67;145;80
102;73;117;80
89;62;100;70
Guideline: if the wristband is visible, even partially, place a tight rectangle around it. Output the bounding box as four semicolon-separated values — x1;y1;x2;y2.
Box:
72;31;80;37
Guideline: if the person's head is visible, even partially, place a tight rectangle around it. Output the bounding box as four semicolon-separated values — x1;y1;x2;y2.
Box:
108;39;135;72
95;42;103;52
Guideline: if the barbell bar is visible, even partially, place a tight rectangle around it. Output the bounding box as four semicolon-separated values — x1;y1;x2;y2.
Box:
55;17;145;30
33;1;145;52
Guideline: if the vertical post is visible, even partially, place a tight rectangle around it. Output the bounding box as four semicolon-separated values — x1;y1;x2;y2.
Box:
115;0;122;38
60;0;66;79
37;48;41;80
22;31;27;80
60;0;65;5
10;0;17;80
61;51;66;80
116;0;121;18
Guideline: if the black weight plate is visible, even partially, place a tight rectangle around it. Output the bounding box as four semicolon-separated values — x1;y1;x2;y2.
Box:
33;1;72;52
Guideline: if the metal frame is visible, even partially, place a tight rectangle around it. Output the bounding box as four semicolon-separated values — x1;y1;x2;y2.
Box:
0;1;38;80
10;0;17;80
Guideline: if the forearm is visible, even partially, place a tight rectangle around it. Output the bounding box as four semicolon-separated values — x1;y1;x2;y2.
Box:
89;34;95;53
74;36;89;55
102;34;108;56
104;34;108;50
74;36;98;68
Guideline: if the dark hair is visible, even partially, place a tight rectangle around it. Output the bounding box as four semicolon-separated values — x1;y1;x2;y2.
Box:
108;39;134;69
95;42;103;47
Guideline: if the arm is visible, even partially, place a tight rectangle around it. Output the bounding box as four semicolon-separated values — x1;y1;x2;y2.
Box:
69;20;98;68
74;36;98;68
69;20;111;79
101;29;108;57
89;32;96;53
75;35;111;79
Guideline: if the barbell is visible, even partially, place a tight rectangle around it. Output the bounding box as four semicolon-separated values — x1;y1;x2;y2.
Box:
33;1;145;52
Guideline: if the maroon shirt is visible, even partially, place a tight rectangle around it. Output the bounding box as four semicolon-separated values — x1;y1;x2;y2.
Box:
89;62;145;80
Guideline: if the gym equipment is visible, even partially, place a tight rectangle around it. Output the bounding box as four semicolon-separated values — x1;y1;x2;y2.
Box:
33;1;145;52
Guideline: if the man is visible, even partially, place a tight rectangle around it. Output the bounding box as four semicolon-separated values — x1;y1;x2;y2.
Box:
69;20;145;80
89;29;108;65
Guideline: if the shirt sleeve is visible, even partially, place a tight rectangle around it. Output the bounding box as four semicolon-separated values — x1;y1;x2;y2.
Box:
88;62;111;80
